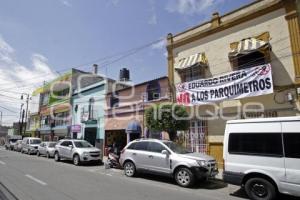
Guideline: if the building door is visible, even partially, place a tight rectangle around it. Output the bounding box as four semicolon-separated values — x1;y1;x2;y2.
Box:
209;143;223;169
84;128;97;146
187;120;208;153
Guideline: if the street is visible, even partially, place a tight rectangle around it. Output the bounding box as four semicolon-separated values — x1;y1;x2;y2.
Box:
0;147;245;200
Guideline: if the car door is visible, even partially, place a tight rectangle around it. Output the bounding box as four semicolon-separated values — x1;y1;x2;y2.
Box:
147;142;171;174
39;143;45;154
282;121;300;195
132;141;150;170
64;141;73;159
58;141;68;157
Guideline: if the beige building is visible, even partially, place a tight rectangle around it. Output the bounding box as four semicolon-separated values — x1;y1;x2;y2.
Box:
167;0;300;167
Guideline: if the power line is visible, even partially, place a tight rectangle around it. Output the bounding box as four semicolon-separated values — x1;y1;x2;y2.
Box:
0;105;18;113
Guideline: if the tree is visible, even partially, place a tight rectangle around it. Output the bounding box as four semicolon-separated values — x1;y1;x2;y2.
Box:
145;103;189;141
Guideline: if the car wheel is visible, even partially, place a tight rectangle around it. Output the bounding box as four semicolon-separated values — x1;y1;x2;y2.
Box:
245;177;277;200
37;151;40;157
54;152;60;162
46;152;50;159
124;161;136;177
175;167;195;187
28;150;31;155
73;154;80;166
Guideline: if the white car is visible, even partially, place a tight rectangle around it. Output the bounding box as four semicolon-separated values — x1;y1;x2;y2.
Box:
120;139;218;187
54;139;101;165
37;142;56;158
223;116;300;200
21;137;42;155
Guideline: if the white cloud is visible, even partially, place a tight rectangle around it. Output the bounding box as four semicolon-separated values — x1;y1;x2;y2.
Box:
0;35;56;126
151;39;166;50
166;0;223;15
60;0;72;7
148;0;157;25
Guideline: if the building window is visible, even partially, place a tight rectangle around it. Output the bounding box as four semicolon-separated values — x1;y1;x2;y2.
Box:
180;66;204;82
146;80;161;101
41;115;50;128
88;98;95;120
54;111;70;126
229;32;271;70
41;93;49;106
110;93;119;108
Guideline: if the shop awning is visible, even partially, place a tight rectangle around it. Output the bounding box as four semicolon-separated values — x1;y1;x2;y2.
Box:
175;52;207;70
228;37;270;59
126;120;142;134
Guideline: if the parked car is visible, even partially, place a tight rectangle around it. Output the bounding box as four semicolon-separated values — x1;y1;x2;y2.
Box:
223;116;300;200
119;139;218;187
5;135;22;150
37;142;56;158
54;139;101;165
21;137;42;155
13;140;23;152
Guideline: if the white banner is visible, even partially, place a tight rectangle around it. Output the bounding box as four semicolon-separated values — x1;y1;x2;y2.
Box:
176;64;273;106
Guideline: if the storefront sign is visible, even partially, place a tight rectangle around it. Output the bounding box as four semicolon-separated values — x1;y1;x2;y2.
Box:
71;125;81;132
176;64;273;105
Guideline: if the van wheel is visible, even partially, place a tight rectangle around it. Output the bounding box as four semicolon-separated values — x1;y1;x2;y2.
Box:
124;161;136;177
174;167;195;187
245;177;276;200
54;152;60;162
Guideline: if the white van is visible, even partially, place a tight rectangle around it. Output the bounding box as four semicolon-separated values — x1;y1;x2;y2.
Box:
223;116;300;200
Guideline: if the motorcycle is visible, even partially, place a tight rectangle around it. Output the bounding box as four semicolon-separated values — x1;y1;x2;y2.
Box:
105;147;122;169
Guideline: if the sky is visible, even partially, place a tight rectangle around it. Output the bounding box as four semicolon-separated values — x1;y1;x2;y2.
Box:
0;0;253;126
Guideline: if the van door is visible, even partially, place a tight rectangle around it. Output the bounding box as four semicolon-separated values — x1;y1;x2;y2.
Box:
282;121;300;196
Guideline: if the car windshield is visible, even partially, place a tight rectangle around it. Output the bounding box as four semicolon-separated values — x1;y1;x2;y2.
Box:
74;141;93;148
31;139;41;144
163;142;191;154
48;143;56;147
9;139;18;143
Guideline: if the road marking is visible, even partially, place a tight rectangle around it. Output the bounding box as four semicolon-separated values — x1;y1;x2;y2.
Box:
25;174;47;186
106;174;112;176
0;160;6;165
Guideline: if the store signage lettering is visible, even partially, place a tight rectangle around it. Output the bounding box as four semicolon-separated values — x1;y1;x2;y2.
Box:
176;64;273;105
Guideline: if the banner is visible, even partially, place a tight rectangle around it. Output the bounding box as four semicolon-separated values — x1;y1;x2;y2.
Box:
176;64;273;106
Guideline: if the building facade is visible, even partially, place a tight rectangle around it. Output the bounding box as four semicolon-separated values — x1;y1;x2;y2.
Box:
104;76;171;154
167;0;300;167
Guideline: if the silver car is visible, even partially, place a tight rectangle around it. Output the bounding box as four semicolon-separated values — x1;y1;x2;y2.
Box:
37;142;56;158
21;137;42;155
54;139;102;166
119;139;218;187
13;140;23;152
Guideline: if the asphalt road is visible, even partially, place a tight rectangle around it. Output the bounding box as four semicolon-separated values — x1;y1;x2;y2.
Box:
0;146;297;200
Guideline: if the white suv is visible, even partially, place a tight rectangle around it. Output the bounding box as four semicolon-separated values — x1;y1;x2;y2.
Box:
119;139;218;187
54;139;101;165
223;117;300;200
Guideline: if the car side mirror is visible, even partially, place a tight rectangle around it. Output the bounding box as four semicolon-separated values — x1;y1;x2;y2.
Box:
68;145;73;149
161;150;169;156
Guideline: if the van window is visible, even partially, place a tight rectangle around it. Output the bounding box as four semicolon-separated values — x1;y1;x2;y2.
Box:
284;133;300;159
228;133;283;157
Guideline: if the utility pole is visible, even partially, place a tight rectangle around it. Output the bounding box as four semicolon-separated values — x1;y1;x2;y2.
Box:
0;111;2;126
21;94;30;136
19;104;24;135
20;109;25;136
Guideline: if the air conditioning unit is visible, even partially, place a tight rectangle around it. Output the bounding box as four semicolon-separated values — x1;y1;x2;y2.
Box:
153;93;161;99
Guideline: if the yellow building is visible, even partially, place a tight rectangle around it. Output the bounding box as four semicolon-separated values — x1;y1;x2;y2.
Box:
167;0;300;168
